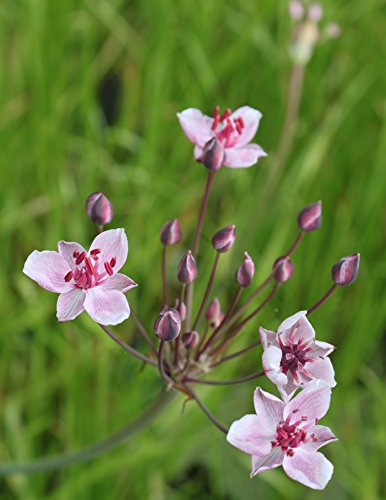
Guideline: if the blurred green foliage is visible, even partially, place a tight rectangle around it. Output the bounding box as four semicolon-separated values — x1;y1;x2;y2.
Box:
0;0;385;498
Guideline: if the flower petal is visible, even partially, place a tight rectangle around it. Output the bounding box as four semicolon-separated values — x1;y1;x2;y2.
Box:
100;273;138;293
23;250;72;293
280;314;315;344
278;310;307;333
58;241;86;268
57;289;85;322
284;382;331;422
253;388;285;428
177;108;214;148
283;449;334;490
89;228;128;274
84;288;130;325
194;145;204;162
230;106;262;147
279;378;298;402
259;327;279;350
262;346;288;386
251;448;283;477
223;144;267;168
307;357;336;388
227;415;273;456
304;425;337;451
312;340;335;358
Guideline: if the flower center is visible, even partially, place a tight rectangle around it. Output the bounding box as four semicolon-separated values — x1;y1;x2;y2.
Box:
211;106;245;148
272;414;317;456
63;249;117;290
278;326;313;381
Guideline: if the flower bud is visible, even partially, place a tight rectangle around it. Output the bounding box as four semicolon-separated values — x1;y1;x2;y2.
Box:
205;297;223;327
308;3;323;23
289;0;304;20
212;225;236;253
182;331;200;349
298;201;322;232
160;219;182;246
177;251;198;284
202;137;224;171
174;299;187;321
236;252;255;287
86;192;113;226
154;308;181;341
273;256;295;283
332;253;360;286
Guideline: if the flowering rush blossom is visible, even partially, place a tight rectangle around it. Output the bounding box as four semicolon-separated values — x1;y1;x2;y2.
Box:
227;381;337;490
259;311;336;399
177;106;267;168
23;229;137;325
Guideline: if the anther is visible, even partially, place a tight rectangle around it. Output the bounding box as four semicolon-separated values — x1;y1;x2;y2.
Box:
110;257;116;268
64;271;73;282
75;252;86;265
104;261;114;276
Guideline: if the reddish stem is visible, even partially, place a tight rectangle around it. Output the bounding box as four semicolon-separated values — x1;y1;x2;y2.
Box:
192;253;221;331
161;246;168;306
307;284;338;315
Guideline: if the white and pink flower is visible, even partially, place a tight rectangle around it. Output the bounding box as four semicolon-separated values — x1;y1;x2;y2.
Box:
23;228;137;326
259;311;336;399
227;380;337;490
177;106;267;168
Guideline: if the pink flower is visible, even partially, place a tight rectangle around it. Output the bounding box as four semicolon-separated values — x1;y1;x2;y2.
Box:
177;106;267;168
259;311;336;399
227;381;337;490
23;228;137;326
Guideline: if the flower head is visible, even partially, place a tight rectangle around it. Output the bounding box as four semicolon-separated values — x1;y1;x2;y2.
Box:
177;106;267;169
227;381;337;490
259;311;336;399
23;229;137;325
86;192;113;226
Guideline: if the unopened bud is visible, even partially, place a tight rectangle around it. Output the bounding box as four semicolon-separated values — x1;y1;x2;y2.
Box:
174;299;187;321
202;137;224;171
160;219;182;246
298;201;322;232
289;0;304;20
182;331;200;349
332;253;360;286
86;192;113;226
273;256;295;283
236;252;255;287
177;251;198;284
212;225;236;253
154;308;181;341
205;298;223;327
308;3;323;23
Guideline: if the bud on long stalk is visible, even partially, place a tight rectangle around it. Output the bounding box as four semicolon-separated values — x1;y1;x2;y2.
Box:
273;256;294;283
86;192;113;226
236;252;255;287
212;225;236;253
154;308;181;341
160;219;182;246
332;253;360;285
298;201;322;232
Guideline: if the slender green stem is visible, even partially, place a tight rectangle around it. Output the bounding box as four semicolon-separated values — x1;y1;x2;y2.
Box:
192;253;220;331
210;340;261;368
162;246;168;306
99;324;157;366
181;383;228;434
307;284;338;315
131;309;158;355
185;371;264;386
0;390;175;475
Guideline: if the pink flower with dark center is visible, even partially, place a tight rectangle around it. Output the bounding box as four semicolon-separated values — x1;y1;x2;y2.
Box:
259;311;336;399
23;229;137;325
177;106;267;168
227;380;337;489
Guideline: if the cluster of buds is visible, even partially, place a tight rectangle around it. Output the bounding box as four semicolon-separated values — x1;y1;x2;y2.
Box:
22;103;359;490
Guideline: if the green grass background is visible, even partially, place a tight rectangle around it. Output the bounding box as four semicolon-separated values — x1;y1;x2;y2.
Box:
1;0;386;498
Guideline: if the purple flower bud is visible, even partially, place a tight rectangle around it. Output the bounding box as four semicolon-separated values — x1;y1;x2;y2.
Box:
212;225;236;253
160;219;182;246
86;192;113;226
177;251;198;284
308;3;323;23
202;137;224;171
289;0;304;20
273;256;295;283
154;308;181;341
298;201;322;232
174;299;187;321
236;252;255;287
182;331;200;349
205;297;223;327
332;253;360;286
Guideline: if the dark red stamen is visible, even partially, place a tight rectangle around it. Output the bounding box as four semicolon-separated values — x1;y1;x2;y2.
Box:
220;108;231;121
75;252;86;265
104;261;113;276
110;257;116;268
64;271;73;282
90;249;101;256
85;257;94;274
